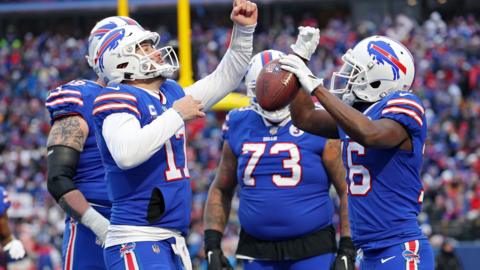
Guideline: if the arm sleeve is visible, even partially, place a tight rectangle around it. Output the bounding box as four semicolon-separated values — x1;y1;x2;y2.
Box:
184;23;255;110
102;109;184;170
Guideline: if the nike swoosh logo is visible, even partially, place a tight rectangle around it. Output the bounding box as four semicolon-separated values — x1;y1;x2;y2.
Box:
108;86;121;90
381;256;396;263
341;255;348;269
207;251;213;263
47;150;54;156
398;92;410;96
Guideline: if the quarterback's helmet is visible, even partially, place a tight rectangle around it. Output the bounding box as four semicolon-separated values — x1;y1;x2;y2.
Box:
94;24;179;84
245;50;289;123
330;35;415;103
87;16;142;70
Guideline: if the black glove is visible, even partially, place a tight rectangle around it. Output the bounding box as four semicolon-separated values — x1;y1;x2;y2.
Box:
204;229;233;270
332;237;356;270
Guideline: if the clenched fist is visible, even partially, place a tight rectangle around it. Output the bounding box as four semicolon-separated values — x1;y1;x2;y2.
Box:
230;0;258;26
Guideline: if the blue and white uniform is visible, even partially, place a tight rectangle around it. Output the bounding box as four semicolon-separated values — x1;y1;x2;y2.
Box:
339;91;434;270
224;107;336;270
46;79;110;270
93;81;189;270
92;21;255;269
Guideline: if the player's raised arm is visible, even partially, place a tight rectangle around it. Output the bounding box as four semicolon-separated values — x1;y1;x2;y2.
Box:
290;90;339;138
203;141;237;270
282;55;409;148
46;116;109;244
184;0;257;110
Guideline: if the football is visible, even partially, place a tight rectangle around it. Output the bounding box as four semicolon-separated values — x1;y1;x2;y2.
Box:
255;58;300;111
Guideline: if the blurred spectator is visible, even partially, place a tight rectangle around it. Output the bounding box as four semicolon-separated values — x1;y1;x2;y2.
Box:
435;238;463;270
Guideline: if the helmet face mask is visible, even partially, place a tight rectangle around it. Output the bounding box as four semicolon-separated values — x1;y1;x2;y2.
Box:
94;25;179;84
330;36;415;104
330;51;368;97
244;50;289;123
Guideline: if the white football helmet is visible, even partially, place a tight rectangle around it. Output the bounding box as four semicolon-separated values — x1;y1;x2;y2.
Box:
330;35;415;103
94;24;179;84
86;16;142;70
245;50;289;123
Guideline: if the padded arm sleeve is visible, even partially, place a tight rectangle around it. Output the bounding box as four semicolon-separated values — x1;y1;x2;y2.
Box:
102;110;184;170
184;23;255;110
47;145;79;201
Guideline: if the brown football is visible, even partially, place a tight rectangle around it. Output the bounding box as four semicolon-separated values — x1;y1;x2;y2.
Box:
255;58;300;111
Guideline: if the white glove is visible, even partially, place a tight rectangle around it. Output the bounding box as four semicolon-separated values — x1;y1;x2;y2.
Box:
4;239;26;260
280;54;324;94
80;207;109;246
290;26;320;61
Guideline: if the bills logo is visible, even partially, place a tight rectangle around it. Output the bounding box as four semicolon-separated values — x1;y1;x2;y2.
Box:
402;249;420;263
119;242;136;257
91;22;118;39
89;18;139;42
367;40;407;80
95;28;126;73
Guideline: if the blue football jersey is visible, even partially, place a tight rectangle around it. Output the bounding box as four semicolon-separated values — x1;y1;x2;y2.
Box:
92;80;191;235
224;108;334;241
0;187;11;215
46;79;109;206
339;91;427;251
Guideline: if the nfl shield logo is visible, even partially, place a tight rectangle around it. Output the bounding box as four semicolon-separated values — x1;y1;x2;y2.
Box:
152;244;160;254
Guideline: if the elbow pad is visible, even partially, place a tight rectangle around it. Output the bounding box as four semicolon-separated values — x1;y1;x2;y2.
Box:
47;145;79;201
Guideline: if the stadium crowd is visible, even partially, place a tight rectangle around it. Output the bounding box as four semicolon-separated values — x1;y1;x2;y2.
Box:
0;10;479;269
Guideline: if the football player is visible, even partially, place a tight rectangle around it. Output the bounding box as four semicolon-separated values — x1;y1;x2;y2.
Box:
280;35;435;269
91;1;257;269
203;30;353;270
46;16;141;270
0;186;26;261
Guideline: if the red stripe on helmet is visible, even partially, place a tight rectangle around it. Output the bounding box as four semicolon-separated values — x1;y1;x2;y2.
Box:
371;44;407;74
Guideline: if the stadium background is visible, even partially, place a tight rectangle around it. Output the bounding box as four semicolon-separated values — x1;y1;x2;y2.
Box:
0;0;479;269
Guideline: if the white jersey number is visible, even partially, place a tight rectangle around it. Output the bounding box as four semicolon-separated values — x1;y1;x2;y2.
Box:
165;128;190;181
242;142;302;187
345;141;371;195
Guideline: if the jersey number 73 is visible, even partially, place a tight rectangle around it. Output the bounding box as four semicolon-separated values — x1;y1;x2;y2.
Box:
241;142;302;187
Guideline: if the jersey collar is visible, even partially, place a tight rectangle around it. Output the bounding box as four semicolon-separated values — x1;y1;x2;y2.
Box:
261;115;291;127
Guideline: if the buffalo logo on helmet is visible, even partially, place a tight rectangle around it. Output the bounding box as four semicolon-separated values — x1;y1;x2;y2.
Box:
367;40;407;81
95;28;126;73
90;22;119;40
